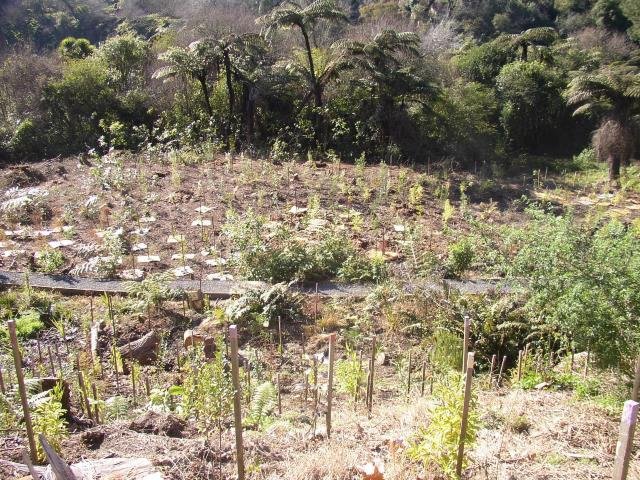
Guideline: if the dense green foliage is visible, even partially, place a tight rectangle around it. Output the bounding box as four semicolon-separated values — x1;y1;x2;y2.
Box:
0;0;638;167
504;207;640;368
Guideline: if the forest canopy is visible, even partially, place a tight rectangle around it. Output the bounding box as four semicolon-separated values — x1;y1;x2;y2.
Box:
0;0;638;180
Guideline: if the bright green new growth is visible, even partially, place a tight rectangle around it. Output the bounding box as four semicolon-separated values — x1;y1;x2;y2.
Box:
335;347;365;398
32;382;68;462
407;372;479;479
181;339;233;438
245;381;277;431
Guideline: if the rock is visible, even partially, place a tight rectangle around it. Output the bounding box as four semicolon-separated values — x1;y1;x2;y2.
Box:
183;329;215;359
81;429;106;450
120;331;159;365
129;411;186;438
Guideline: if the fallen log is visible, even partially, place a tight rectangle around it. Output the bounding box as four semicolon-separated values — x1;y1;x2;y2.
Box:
3;457;163;479
119;331;159;365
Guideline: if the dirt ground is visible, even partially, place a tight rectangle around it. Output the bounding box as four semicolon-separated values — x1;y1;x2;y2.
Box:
2;152;638;282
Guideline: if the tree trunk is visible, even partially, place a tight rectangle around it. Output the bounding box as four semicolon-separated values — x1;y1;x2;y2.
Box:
301;26;323;147
301;27;322;108
198;75;214;117
223;49;235;150
609;154;621;186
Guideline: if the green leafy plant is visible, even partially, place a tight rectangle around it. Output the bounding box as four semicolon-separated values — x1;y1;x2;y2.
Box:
34;248;65;273
407;372;479;479
181;340;233;438
245;381;277;431
444;238;474;279
125;272;179;314
32;382;67;462
225;283;303;335
1;309;44;342
338;252;388;283
335;347;365;398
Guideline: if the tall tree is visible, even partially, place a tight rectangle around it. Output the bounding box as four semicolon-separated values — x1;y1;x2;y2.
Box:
153;40;218;117
336;30;437;152
257;0;348;109
565;63;640;183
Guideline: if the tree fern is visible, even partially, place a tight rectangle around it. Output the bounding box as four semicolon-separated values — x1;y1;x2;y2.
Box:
245;381;277;430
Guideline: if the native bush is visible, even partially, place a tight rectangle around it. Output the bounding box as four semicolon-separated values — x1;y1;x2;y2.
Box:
503;206;640;368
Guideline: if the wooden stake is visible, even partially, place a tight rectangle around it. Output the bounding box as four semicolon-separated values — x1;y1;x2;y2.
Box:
498;355;507;387
54;343;63;374
312;357;318;437
632;357;640;402
583;349;590;379
36;338;43;364
517;350;523;382
326;333;336;439
367;336;377;414
489;354;497;389
77;370;93;421
314;283;319;322
145;375;151;397
92;384;100;424
612;400;639;480
131;365;137;406
8;320;38;462
407;352;412;399
0;365;5;395
229;325;245;480
47;345;56;377
277;372;282;415
455;351;475;478
462;317;470;372
277;316;283;357
420;361;426;397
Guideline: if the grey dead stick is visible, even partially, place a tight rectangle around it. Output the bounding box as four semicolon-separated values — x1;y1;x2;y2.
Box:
367;336;377;415
8;320;38;462
21;451;40;480
489;354;497;389
47;345;56;377
39;434;77;479
92;384;100;424
229;325;245;480
407;352;412;399
498;355;507;387
326;332;336;439
612;400;639;480
517;350;523;382
455;351;475;478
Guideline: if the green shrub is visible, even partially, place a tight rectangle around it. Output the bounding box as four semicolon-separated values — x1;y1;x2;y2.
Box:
335;347;365;398
1;310;44;342
9;119;47;160
444;238;474;278
407;372;479;478
35;248;65;274
504;207;640;368
225;283;304;335
32;382;67;462
338;252;388;283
